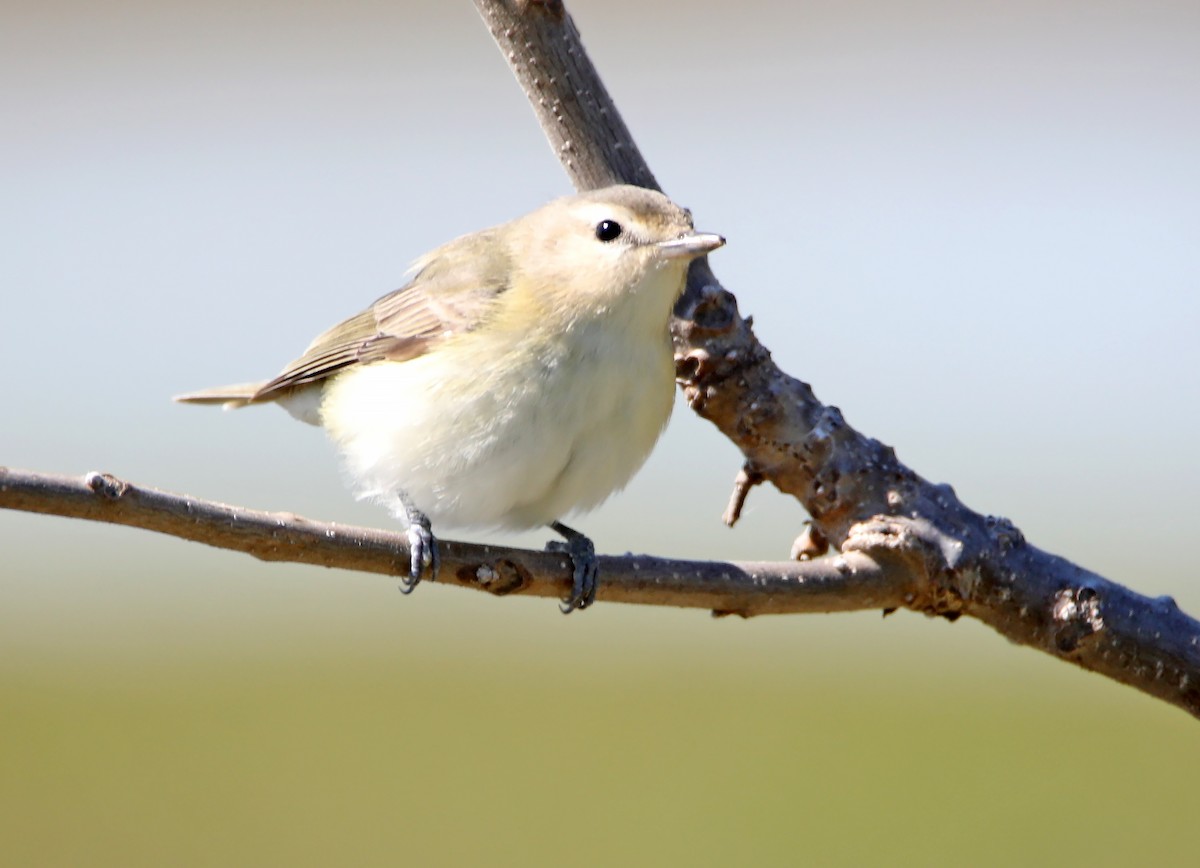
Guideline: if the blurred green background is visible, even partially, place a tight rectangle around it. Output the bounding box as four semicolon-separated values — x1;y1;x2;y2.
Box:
3;1;1198;865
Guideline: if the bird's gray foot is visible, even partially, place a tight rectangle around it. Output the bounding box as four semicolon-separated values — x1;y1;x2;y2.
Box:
399;494;439;594
546;521;599;613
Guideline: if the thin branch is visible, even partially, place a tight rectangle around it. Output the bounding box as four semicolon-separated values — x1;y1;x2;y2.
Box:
722;462;764;528
472;0;1200;718
0;467;906;617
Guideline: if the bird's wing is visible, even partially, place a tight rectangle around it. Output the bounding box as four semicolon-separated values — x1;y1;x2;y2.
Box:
252;229;511;401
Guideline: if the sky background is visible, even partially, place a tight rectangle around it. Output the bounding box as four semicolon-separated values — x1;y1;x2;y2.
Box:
3;1;1199;864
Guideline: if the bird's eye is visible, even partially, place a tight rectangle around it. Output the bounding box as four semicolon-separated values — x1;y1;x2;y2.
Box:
594;220;622;242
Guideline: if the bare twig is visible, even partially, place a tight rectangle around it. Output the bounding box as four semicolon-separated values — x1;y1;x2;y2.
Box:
0;467;907;617
722;462;764;528
472;0;1200;718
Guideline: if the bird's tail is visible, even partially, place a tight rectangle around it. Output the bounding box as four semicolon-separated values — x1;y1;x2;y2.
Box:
172;381;269;410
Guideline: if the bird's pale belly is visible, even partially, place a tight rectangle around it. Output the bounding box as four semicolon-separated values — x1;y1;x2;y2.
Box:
318;324;675;530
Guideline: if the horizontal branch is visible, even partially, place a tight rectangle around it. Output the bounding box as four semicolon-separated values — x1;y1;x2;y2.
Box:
0;467;907;616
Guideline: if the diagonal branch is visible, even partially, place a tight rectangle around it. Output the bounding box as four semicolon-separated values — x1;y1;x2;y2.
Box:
472;0;1200;718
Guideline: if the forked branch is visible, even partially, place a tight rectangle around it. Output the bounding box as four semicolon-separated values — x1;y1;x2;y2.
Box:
472;0;1200;717
0;2;1196;721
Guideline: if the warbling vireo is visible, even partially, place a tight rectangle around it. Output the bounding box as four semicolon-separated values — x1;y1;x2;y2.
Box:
176;185;724;611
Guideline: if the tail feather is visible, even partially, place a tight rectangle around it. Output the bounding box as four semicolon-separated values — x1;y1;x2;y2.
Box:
173;381;268;410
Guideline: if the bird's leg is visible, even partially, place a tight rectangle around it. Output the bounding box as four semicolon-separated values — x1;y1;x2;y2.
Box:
397;490;439;594
545;521;599;613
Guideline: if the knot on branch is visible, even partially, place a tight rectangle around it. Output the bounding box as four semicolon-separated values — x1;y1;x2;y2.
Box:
458;558;530;596
985;514;1026;551
798;407;849;517
85;471;128;500
673;328;770;415
842;515;969;620
1051;586;1106;653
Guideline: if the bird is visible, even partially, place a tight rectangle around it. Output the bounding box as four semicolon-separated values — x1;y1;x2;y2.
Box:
175;184;725;611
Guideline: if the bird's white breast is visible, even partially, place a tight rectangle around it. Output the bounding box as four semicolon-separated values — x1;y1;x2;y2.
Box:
317;292;676;530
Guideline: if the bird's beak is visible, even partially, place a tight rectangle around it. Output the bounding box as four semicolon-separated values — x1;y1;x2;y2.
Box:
656;231;726;260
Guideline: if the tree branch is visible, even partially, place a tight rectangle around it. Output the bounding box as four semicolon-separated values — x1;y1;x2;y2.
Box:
472;0;1200;718
1;2;1196;721
0;467;906;617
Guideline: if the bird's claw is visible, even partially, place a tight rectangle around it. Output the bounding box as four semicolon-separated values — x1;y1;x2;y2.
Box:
546;522;599;613
400;508;439;594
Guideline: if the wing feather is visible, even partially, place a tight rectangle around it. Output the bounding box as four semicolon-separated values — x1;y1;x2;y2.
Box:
251;228;511;401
